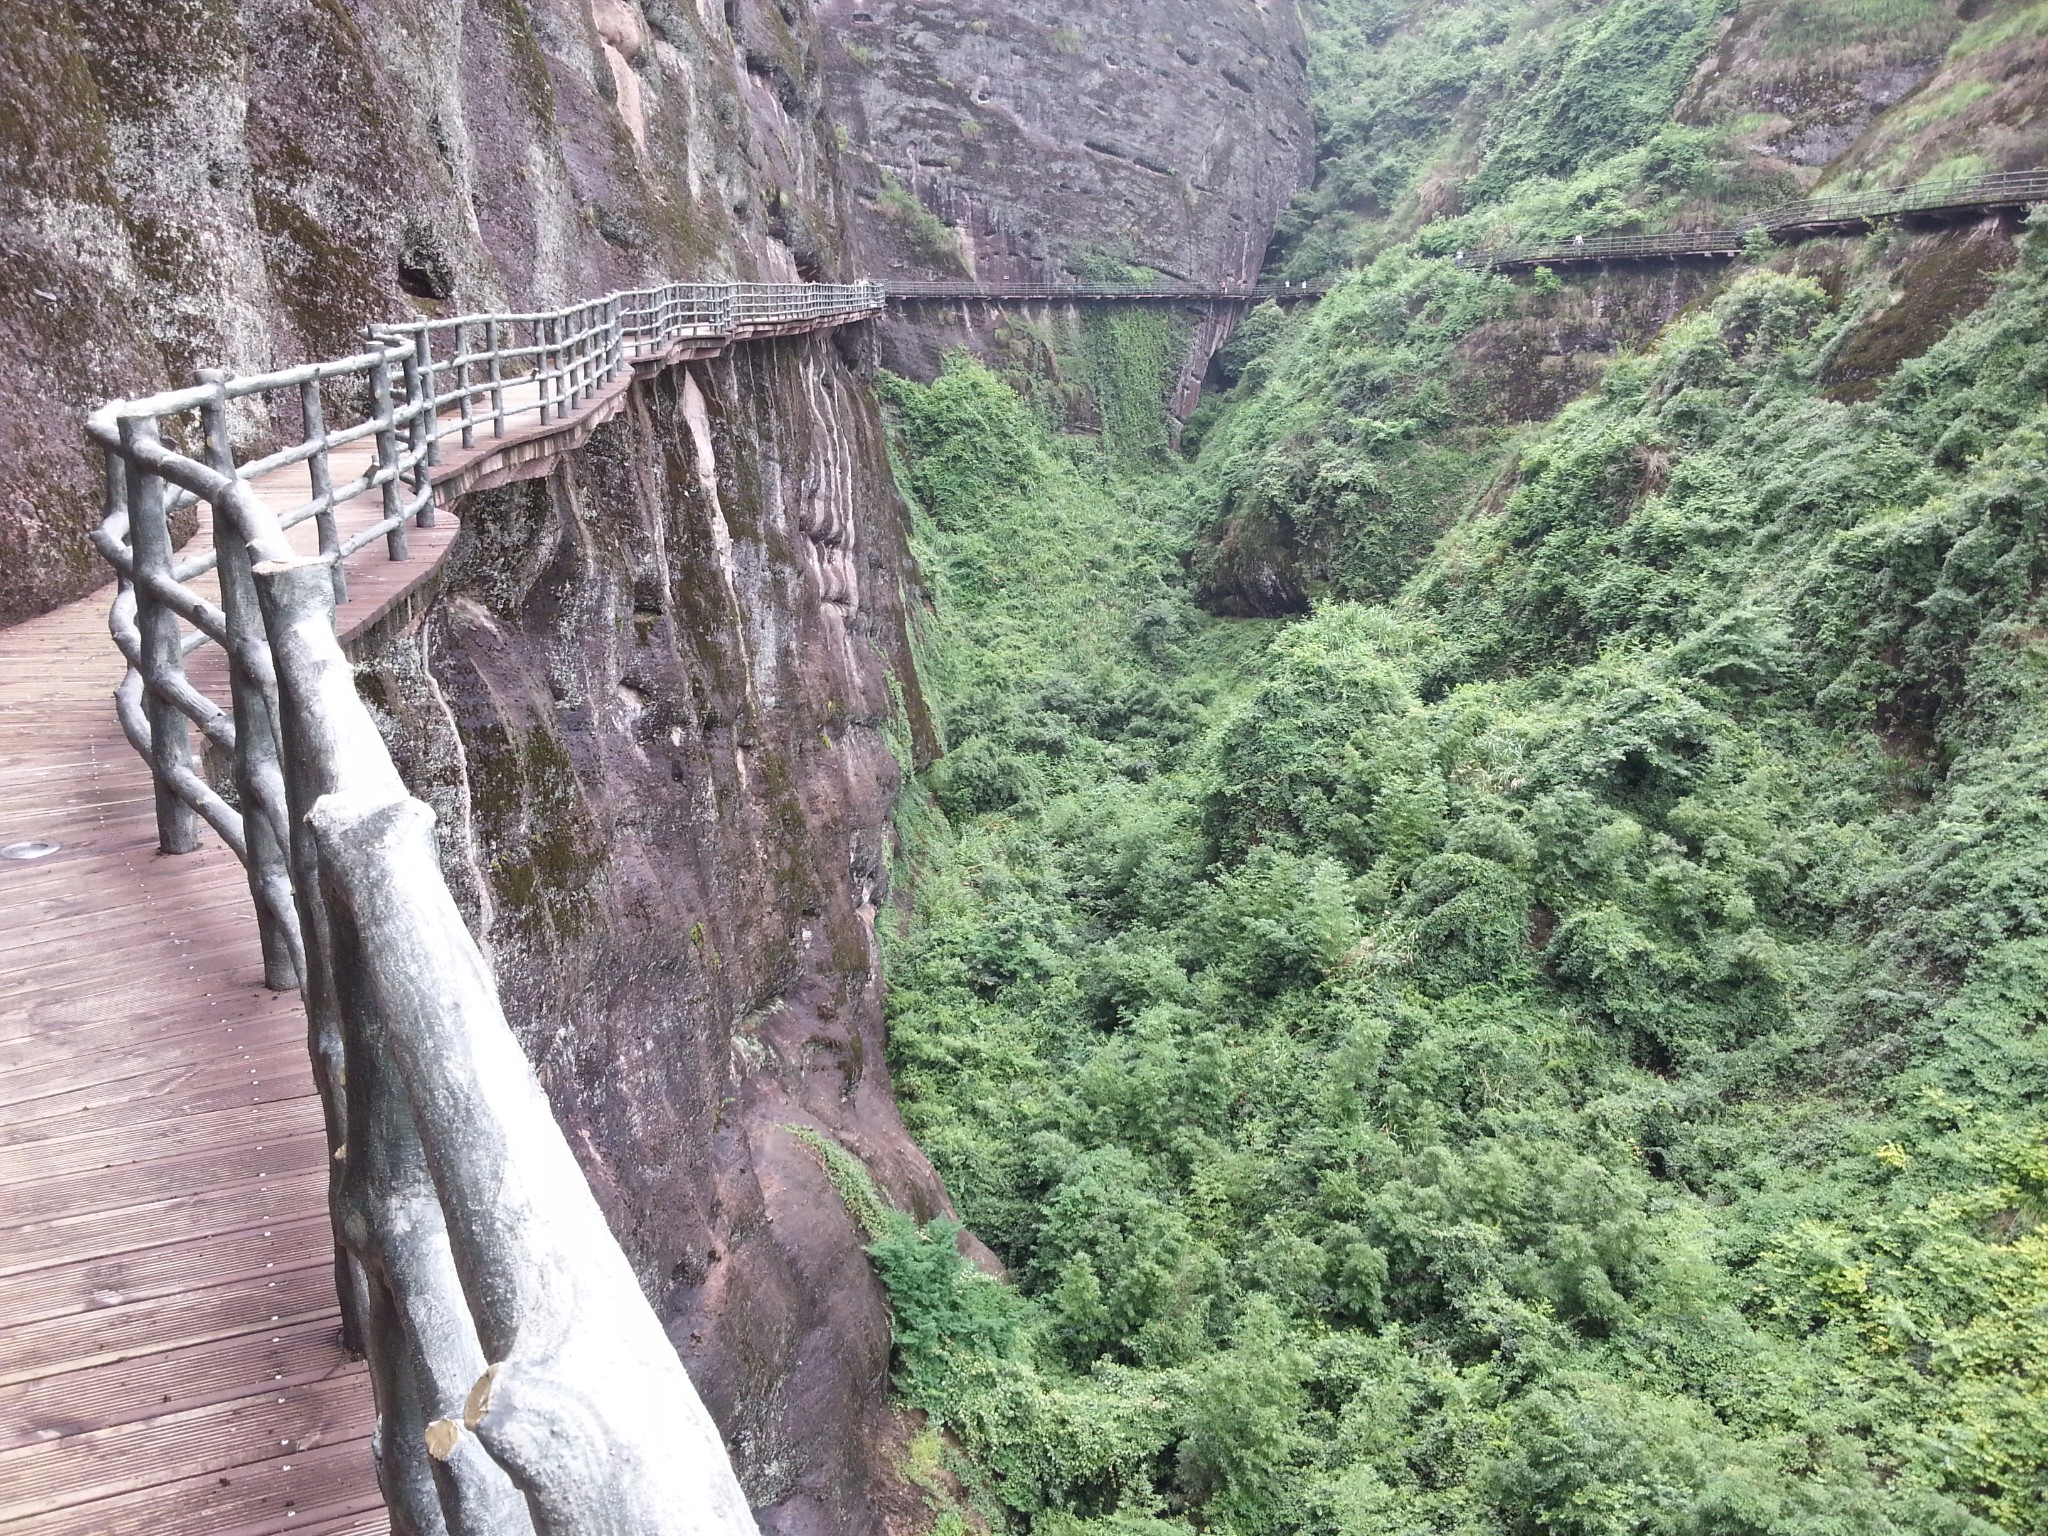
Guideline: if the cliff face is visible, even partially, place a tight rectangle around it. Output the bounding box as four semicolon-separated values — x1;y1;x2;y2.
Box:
820;0;1311;287
816;0;1315;416
364;338;945;1534
1680;0;2048;184
1676;0;1959;172
4;0;1312;611
6;1;1315;1526
0;0;844;624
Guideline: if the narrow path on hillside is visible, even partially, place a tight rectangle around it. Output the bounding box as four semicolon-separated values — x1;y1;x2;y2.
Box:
1;277;893;1531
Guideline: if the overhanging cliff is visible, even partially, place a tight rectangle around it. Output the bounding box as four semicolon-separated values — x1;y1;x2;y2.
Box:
0;0;849;624
818;0;1315;421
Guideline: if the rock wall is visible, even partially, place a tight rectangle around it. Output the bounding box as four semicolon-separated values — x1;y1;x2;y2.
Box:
816;0;1315;416
5;1;1317;1525
363;334;946;1535
1676;0;1958;173
1679;0;2048;186
0;0;846;625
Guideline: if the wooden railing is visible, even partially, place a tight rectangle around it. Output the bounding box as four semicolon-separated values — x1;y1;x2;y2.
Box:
1458;167;2048;271
85;277;880;1536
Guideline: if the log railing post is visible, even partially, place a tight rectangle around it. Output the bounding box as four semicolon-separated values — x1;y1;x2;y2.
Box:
197;371;304;992
458;323;477;452
416;329;441;470
579;304;595;402
119;416;202;855
298;377;347;604
368;352;410;560
569;307;583;405
486;318;505;440
568;310;581;409
567;308;582;406
537;317;553;426
403;338;437;530
556;314;568;416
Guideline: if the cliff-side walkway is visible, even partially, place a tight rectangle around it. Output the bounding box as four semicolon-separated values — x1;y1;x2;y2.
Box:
884;279;1327;302
1459;167;2048;272
0;503;431;1534
0;284;880;1534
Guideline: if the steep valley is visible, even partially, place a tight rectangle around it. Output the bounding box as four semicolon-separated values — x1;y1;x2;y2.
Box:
8;0;2048;1533
870;2;2048;1534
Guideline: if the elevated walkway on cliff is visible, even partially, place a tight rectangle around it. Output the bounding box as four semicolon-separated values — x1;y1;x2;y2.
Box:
884;279;1328;303
1458;167;2048;272
0;281;881;1535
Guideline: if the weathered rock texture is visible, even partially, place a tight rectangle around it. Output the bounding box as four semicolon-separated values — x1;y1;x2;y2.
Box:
1680;0;2048;188
0;0;848;624
1677;0;1959;174
816;0;1315;414
363;337;945;1535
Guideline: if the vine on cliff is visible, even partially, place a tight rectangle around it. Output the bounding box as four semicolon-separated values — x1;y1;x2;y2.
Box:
1078;305;1185;469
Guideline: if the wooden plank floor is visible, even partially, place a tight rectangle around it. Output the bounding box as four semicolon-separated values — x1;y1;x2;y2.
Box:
0;377;613;1532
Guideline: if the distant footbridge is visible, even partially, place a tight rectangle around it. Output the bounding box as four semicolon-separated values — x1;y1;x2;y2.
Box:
883;279;1329;303
1457;167;2048;273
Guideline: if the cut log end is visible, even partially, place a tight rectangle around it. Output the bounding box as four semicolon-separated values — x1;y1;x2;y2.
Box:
463;1362;501;1431
424;1417;464;1462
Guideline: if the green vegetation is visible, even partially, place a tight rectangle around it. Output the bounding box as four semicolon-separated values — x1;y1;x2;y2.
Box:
1201;0;1816;615
1193;252;1515;604
874;218;2048;1536
1276;0;1748;277
879;171;967;271
1080;307;1186;468
856;4;2048;1534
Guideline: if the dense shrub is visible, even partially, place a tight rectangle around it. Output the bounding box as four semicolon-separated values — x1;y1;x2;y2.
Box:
854;23;2048;1536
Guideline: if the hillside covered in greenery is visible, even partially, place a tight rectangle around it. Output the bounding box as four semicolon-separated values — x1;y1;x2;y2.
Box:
856;4;2048;1534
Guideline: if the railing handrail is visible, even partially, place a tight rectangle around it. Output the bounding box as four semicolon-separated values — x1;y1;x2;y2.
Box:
1459;166;2048;270
87;273;884;1536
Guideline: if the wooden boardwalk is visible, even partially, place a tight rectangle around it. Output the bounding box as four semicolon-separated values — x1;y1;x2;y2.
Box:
0;293;875;1528
0;367;628;1531
0;542;433;1532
